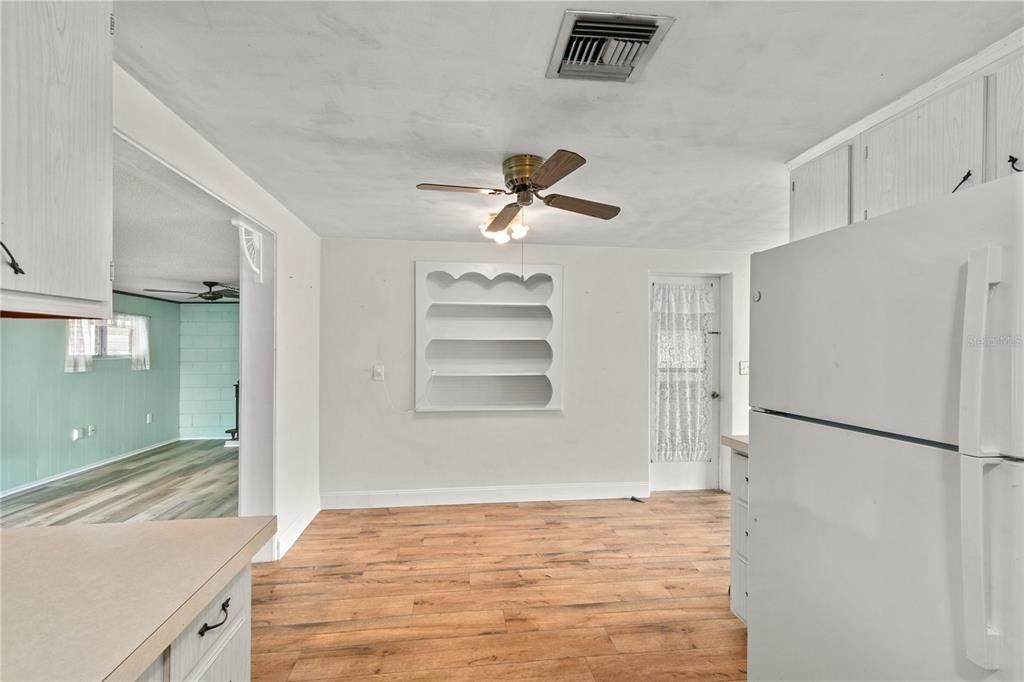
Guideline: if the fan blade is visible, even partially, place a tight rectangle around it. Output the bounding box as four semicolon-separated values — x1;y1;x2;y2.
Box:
218;289;240;298
530;150;586;190
417;183;506;195
486;203;521;233
542;194;620;220
144;288;200;295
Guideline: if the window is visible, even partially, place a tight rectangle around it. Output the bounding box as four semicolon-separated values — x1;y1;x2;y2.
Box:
64;313;150;372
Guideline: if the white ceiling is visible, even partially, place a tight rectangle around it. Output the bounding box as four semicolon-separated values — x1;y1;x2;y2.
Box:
112;2;1023;251
113;136;240;302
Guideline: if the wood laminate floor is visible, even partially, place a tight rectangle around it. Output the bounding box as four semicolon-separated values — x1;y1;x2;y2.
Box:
252;491;744;682
0;439;237;527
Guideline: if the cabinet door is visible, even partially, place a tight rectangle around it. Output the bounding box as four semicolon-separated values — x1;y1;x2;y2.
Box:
992;52;1024;181
1;1;112;311
789;144;851;241
862;78;985;219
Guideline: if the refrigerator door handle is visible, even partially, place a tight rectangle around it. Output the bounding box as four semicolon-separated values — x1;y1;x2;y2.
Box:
958;246;1004;458
960;455;1003;670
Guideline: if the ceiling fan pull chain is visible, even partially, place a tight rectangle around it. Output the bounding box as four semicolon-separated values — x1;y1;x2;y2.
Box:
521;206;526;281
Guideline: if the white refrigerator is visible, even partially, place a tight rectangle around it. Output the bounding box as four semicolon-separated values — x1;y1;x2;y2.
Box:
748;174;1023;681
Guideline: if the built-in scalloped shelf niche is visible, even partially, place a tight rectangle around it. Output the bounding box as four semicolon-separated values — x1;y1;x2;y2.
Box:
416;262;563;411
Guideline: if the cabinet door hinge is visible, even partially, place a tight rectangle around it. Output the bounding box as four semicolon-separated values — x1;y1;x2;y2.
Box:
109;13;115;36
791;181;795;193
109;261;115;282
864;146;869;160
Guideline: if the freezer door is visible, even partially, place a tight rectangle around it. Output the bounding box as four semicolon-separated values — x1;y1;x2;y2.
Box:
748;411;1022;681
751;174;1022;454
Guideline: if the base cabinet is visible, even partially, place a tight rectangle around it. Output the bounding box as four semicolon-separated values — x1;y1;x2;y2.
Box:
730;450;749;623
137;567;251;682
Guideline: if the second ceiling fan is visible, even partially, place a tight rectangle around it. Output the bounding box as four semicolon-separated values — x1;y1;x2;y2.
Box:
417;149;620;234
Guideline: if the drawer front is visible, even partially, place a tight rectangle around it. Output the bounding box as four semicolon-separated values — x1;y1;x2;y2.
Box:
731;556;748;624
731;498;748;561
195;616;250;682
170;567;250;681
731;452;749;503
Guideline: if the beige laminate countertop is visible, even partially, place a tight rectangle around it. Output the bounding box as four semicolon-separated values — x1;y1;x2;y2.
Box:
1;515;276;682
721;434;749;453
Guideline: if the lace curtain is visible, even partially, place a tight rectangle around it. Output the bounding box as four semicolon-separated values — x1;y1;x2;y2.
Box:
125;314;151;371
64;319;98;373
651;282;715;462
63;314;150;372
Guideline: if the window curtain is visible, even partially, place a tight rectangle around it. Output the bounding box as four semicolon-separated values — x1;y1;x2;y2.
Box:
123;314;150;371
64;319;97;373
650;282;716;462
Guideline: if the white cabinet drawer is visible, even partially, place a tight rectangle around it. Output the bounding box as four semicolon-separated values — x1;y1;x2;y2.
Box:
195;616;250;682
169;567;250;681
731;555;748;623
731;498;748;561
730;452;748;503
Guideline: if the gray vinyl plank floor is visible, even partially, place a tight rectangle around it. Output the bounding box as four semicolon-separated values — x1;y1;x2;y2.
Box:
0;440;237;527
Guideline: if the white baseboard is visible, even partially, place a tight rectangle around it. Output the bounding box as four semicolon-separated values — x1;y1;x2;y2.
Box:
273;500;321;560
0;438;178;499
321;481;651;510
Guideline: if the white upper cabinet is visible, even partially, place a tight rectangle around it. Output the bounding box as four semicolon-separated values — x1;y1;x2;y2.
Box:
861;78;985;220
992;53;1024;181
789;44;1024;238
1;1;113;318
789;143;851;240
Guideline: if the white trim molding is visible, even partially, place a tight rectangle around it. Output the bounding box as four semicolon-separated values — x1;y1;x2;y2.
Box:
322;482;651;510
0;438;178;499
273;500;321;559
787;27;1024;170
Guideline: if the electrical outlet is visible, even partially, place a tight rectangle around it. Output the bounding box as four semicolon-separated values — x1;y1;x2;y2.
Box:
86;425;96;437
371;364;385;381
146;413;153;424
71;428;83;442
738;361;750;376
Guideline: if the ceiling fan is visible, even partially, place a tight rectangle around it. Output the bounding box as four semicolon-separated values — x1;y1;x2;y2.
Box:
144;281;239;301
417;149;621;234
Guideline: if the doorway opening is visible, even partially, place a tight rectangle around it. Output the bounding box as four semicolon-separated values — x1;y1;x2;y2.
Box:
649;275;721;491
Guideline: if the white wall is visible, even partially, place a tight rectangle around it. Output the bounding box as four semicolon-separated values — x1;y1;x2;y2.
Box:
113;65;320;557
320;238;750;508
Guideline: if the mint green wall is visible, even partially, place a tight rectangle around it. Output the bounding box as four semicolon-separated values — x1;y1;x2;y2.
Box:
179;303;239;439
1;293;181;493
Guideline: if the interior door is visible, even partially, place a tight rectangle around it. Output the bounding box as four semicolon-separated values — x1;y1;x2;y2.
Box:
649;275;721;491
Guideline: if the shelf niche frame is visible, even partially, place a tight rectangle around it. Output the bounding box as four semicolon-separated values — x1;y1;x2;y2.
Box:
416;261;563;412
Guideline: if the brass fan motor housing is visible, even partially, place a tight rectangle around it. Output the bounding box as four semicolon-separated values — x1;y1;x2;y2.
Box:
502;154;545;193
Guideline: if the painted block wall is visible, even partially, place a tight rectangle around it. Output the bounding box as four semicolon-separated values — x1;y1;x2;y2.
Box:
179;303;239;439
0;293;181;493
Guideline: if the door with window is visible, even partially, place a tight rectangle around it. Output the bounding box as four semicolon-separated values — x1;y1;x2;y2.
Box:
649;275;721;490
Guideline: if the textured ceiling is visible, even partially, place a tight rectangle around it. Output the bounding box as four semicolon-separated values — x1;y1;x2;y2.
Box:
113;136;239;302
113;1;1023;251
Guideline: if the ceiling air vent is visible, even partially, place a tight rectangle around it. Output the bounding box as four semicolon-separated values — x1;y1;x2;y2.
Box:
546;11;675;82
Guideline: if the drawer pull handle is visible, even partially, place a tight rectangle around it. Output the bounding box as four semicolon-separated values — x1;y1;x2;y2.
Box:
198;598;231;637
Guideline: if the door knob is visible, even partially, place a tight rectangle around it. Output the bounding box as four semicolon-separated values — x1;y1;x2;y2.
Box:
711;391;720;399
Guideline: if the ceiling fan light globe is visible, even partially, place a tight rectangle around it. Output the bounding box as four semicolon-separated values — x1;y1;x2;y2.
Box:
492;230;512;245
509;223;530;240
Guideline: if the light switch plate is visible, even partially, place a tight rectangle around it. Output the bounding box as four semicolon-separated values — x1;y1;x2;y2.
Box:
739;361;750;375
86;425;96;437
71;428;83;442
146;413;153;424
